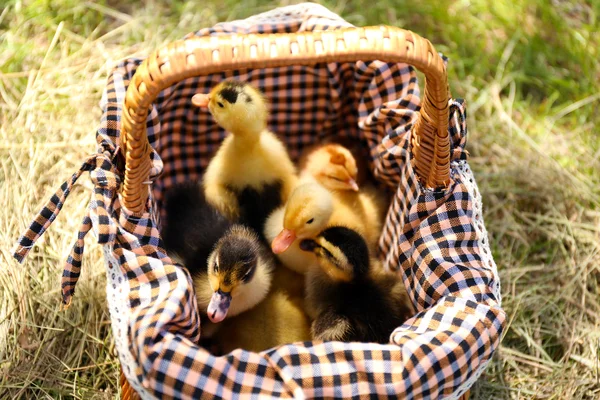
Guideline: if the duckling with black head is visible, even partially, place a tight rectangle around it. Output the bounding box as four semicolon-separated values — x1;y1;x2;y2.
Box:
300;226;414;344
197;225;274;326
192;81;297;240
160;183;274;332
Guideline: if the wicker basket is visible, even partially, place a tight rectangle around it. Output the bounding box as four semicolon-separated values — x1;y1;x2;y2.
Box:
120;27;451;212
14;4;504;399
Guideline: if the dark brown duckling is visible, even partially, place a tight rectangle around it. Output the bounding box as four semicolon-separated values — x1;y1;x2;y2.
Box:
300;226;414;344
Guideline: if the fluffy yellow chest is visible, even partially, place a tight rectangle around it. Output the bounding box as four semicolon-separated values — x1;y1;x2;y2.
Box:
218;131;293;190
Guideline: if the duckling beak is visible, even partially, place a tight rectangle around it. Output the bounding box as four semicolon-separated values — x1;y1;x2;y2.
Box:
347;178;359;192
191;93;210;108
271;229;296;254
206;289;231;323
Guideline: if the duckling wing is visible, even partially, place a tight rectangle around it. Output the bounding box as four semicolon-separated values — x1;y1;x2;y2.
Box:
161;182;232;275
312;310;354;342
235;180;283;243
371;270;415;322
310;278;410;344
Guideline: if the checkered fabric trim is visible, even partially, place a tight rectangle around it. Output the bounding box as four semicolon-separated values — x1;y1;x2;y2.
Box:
13;3;505;399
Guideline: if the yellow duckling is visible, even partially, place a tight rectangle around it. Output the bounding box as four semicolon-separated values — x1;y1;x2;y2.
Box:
300;226;414;343
192;81;297;238
299;143;360;192
212;286;311;354
298;136;375;187
267;178;383;273
299;143;386;253
264;182;333;274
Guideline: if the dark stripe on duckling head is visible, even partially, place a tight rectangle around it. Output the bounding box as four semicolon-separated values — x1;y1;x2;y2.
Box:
214;225;261;284
220;88;238;104
219;81;247;104
320;227;370;277
300;238;344;271
239;263;256;283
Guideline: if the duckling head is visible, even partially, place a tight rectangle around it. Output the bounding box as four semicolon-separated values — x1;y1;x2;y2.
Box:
299;226;370;282
192;80;268;138
306;144;359;191
271;182;333;254
206;225;270;323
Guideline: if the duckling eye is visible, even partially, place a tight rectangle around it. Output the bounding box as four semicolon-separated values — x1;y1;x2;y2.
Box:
306;218;314;225
217;102;224;108
240;257;253;265
328;175;345;182
241;266;255;282
213;263;219;273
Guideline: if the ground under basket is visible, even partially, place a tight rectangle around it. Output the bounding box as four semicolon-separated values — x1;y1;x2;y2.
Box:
13;4;504;399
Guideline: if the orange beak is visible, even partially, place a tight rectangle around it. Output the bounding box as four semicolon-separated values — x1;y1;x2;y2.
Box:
347;178;359;192
192;93;210;108
271;229;296;254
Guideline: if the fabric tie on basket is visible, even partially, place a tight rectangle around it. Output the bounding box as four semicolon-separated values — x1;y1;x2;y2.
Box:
12;142;152;307
60;150;123;307
12;51;166;308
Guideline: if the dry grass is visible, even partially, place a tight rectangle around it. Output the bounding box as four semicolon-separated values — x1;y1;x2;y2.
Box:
1;0;599;399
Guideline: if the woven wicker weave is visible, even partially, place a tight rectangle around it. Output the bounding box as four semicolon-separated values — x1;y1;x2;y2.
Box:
120;26;451;213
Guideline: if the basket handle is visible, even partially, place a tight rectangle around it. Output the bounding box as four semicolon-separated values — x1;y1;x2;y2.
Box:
120;26;451;213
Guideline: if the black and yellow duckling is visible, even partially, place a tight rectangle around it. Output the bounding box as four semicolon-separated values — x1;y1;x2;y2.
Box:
161;182;232;274
192;81;297;239
300;226;414;344
207;249;311;355
199;225;274;324
161;183;274;337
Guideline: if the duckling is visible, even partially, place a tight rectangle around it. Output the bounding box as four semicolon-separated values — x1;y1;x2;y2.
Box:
213;287;311;354
198;225;274;325
298;136;375;188
192;81;297;239
265;182;333;274
160;183;273;335
161;181;232;275
300;226;414;344
299;144;385;252
299;143;360;192
208;249;311;354
267;180;381;273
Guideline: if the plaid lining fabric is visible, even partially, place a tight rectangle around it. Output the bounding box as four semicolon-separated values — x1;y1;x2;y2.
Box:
13;3;505;399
